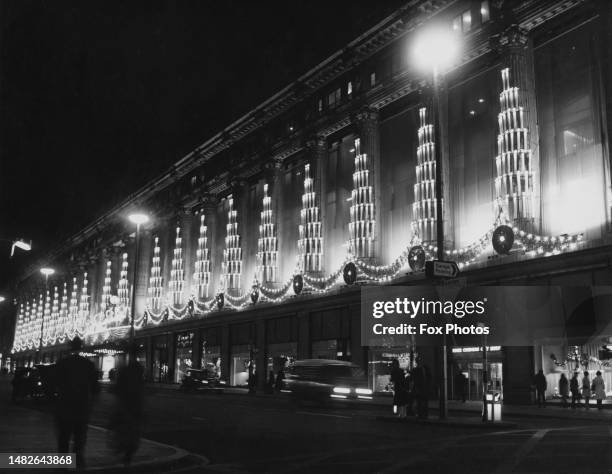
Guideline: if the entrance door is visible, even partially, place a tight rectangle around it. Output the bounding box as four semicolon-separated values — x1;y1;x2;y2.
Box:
466;362;503;401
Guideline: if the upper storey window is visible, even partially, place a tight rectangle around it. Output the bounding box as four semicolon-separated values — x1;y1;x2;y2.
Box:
328;87;341;109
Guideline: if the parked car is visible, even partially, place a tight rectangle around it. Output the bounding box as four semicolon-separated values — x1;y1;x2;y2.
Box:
282;359;373;404
180;366;226;392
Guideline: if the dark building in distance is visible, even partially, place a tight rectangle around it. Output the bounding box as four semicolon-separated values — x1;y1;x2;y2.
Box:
7;0;612;404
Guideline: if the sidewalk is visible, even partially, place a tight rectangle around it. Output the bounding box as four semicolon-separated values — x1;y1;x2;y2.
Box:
0;400;209;472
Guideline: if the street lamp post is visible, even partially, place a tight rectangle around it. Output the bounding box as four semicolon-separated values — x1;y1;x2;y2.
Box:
413;26;461;420
0;238;32;257
39;267;55;362
128;213;149;362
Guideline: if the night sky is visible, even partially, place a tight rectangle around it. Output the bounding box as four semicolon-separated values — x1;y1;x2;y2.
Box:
0;0;406;288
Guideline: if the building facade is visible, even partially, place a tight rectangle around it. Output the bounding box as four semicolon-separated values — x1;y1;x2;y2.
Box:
7;0;612;404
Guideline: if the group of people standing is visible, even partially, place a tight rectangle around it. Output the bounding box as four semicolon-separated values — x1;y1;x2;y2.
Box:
389;359;429;419
535;369;606;409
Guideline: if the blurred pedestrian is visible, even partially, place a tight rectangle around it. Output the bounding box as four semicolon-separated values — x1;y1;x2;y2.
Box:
109;350;145;467
570;372;580;409
275;368;285;393
592;370;605;410
389;359;408;418
582;371;591;409
559;373;569;408
55;337;100;470
534;369;547;407
10;368;28;403
265;370;275;394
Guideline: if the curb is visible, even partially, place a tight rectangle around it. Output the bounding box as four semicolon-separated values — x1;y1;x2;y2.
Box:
375;415;518;429
85;425;210;473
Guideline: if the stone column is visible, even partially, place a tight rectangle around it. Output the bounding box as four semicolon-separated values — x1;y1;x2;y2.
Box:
200;194;218;300
493;24;540;233
305;135;326;276
297;310;310;359
220;324;230;383
354;107;382;263
134;229;152;322
256;319;266;391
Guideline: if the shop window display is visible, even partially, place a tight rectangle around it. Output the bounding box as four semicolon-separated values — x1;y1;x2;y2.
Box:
174;332;194;383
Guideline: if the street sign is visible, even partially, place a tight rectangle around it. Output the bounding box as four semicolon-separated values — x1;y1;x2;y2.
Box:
425;260;460;279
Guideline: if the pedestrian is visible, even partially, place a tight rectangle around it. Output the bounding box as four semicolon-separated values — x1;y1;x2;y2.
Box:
570;372;580;409
109;351;145;467
55;337;100;470
412;362;429;419
455;371;467;403
582;371;591;409
265;370;275;394
275;368;285;393
592;370;605;410
389;359;408;418
534;369;547;407
559;373;569;408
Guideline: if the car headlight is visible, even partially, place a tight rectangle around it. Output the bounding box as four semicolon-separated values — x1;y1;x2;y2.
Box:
219;380;226;385
201;380;209;384
333;387;350;394
356;388;372;395
37;381;42;386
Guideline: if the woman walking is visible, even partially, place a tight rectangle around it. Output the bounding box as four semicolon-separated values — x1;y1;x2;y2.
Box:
390;359;408;418
592;370;606;410
582;371;592;409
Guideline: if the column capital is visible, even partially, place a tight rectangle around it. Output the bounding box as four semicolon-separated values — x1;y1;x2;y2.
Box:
305;134;326;150
491;24;528;54
352;106;379;125
197;193;218;212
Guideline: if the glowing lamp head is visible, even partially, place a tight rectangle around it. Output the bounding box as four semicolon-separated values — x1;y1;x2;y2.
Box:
40;268;55;277
412;26;461;73
0;296;5;303
13;239;31;252
128;213;149;226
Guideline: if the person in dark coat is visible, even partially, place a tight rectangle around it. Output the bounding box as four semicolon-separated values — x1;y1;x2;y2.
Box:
558;373;569;408
455;371;467;403
55;337;99;469
534;369;547;407
275;368;285;393
110;354;145;467
412;362;429;419
570;372;581;409
389;359;408;418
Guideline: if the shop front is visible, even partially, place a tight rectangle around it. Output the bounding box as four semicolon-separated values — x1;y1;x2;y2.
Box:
450;346;504;401
152;334;170;383
310;308;351;361
230;322;256;387
201;327;222;380
265;316;298;382
174;331;194;383
368;348;415;393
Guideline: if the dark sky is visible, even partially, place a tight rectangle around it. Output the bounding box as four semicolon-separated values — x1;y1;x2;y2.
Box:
0;0;407;287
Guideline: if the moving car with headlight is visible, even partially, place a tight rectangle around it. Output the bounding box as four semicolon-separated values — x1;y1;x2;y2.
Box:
180;366;226;392
282;359;373;404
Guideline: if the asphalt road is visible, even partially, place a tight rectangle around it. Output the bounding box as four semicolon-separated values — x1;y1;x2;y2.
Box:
7;385;612;473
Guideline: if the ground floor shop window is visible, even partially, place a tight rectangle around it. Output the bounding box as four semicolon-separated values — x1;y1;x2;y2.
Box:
312;339;351;360
231;344;253;387
175;332;194;383
153;336;170;383
369;349;414;393
201;343;221;379
266;342;296;386
451;346;503;401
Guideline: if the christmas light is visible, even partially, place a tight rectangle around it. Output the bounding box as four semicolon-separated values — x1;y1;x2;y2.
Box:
148;236;163;312
221;196;242;294
169;227;185;306
348;138;375;259
298;163;323;273
193;213;211;300
257;183;278;284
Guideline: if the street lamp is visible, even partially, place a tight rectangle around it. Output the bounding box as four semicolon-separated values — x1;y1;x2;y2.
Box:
127;212;149;361
0;296;5;303
0;237;32;257
412;25;461;420
38;267;55;362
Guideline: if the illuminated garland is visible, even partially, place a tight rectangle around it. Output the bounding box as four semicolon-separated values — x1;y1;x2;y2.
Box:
101;260;112;321
58;283;68;343
79;272;89;333
68;277;79;339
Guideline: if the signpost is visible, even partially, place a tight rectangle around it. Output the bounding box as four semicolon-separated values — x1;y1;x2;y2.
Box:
425;260;459;279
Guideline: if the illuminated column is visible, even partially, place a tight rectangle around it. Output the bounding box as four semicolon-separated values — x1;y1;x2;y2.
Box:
13;303;24;351
257;183;278;283
169;226;185;306
194;212;211;299
222;195;242;295
101;260;112;316
354;108;381;261
348;137;375;259
79;272;89;334
50;286;59;343
412;106;439;245
495;66;535;227
148;236;163;311
69;277;79;337
298;163;323;273
117;252;130;318
59;282;68;341
493;24;539;232
181;209;195;298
